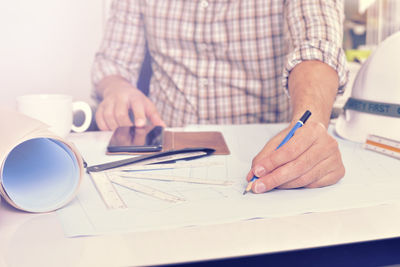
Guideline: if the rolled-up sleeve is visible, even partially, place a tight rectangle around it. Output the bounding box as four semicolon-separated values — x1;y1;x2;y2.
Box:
92;0;146;98
282;0;348;93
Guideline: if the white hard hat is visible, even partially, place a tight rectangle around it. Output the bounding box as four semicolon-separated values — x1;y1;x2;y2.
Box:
335;31;400;143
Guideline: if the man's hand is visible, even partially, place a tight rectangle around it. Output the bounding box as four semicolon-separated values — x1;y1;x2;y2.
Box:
246;60;345;193
95;76;166;131
246;121;345;193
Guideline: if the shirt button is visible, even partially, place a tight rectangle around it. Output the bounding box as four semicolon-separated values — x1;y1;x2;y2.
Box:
200;1;209;9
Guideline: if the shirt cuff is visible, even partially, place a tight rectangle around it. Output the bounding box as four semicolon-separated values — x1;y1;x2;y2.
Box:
282;40;349;95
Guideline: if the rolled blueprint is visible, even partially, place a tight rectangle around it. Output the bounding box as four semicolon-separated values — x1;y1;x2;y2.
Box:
0;108;85;212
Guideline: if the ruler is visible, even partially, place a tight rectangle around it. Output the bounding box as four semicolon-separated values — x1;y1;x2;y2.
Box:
364;134;400;160
88;171;127;209
116;172;233;186
119;160;222;171
88;156;225;209
109;174;185;203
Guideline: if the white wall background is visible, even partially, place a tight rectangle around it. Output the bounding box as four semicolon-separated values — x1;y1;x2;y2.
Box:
0;0;108;109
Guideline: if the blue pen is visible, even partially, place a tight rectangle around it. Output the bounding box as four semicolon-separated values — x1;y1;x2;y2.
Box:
243;110;312;195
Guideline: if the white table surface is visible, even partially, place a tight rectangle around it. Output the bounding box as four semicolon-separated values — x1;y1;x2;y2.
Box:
1;127;400;267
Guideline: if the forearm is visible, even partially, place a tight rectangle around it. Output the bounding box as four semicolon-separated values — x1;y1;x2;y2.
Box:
283;0;347;123
288;60;339;127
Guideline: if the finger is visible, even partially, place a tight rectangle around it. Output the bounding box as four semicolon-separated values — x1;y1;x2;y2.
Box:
145;100;166;127
251;132;335;193
278;151;342;189
246;165;267;182
246;170;254;182
114;102;133;127
246;128;295;182
250;129;292;166
252;121;325;175
102;101;119;130
95;103;108;131
305;167;345;188
130;99;147;127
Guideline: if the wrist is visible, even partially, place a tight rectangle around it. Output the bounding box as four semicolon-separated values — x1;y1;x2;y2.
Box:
288;61;339;128
291;106;331;127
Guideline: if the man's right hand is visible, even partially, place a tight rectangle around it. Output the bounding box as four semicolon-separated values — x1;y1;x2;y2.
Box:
95;76;166;131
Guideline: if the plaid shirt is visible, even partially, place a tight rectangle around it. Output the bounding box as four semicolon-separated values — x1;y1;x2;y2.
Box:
92;0;347;127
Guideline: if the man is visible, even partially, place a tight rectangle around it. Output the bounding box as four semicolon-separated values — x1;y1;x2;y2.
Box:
92;0;348;193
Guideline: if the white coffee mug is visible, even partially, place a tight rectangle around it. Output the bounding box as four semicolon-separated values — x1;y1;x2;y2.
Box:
16;94;92;137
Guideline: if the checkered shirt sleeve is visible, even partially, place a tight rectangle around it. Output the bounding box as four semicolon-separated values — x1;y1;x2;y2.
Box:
91;0;146;99
283;0;348;93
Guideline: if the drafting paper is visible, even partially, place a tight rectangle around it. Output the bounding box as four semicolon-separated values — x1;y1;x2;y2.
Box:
0;108;85;212
58;124;400;237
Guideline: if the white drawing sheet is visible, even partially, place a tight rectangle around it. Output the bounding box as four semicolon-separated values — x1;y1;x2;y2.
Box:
58;124;400;237
0;108;84;213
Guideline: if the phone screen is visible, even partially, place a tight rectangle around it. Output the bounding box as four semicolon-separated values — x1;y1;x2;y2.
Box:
107;126;164;152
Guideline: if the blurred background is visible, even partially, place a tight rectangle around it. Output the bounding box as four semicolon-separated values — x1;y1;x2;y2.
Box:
332;0;400;111
345;0;400;48
344;0;400;55
0;0;399;117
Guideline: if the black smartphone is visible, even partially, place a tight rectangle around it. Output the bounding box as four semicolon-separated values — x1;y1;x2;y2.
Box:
107;125;164;152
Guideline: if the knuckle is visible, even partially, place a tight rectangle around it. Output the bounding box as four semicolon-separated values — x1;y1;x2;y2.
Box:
148;109;158;118
281;175;308;189
251;157;261;168
130;94;141;104
328;136;339;149
316;168;324;180
328;172;343;186
285;144;299;157
103;109;114;120
306;182;319;189
95;119;106;131
131;102;145;114
274;166;290;183
265;175;281;190
292;159;308;176
274;166;285;178
95;108;102;119
294;175;311;188
145;98;156;108
258;156;274;172
115;110;128;121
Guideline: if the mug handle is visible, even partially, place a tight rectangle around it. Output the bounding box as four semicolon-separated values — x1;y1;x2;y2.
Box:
71;101;92;133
